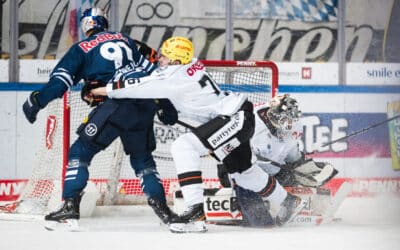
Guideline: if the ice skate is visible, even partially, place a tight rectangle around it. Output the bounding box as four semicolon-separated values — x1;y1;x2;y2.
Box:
148;198;178;224
44;197;80;231
169;203;207;233
275;193;307;226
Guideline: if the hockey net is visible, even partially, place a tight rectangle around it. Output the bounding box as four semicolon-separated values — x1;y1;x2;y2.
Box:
3;60;278;216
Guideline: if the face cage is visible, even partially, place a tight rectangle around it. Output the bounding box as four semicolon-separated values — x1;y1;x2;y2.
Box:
268;110;299;139
80;15;108;35
81;17;96;34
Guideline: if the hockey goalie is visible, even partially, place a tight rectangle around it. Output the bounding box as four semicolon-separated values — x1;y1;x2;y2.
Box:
174;94;349;227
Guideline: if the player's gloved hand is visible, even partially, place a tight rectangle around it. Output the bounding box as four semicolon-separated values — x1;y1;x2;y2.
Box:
22;91;42;124
134;39;158;63
156;99;178;125
157;109;178;125
81;80;106;107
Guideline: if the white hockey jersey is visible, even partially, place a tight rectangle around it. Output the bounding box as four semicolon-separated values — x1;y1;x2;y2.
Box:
106;59;247;125
251;102;303;174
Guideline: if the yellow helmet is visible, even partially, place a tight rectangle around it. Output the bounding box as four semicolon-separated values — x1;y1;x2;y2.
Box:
160;36;194;64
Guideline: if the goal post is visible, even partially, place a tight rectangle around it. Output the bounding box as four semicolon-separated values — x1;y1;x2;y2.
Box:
2;60;278;216
201;60;278;97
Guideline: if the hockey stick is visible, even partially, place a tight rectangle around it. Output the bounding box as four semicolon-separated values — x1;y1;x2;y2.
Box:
176;120;196;130
154;119;196;131
322;113;400;147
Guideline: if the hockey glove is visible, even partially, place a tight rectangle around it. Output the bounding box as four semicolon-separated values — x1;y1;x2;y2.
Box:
81;80;107;107
22;91;42;124
134;39;158;63
155;99;178;125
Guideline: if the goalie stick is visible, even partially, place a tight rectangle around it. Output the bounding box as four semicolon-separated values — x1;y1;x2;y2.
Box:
176;120;196;130
322;114;400;147
160;114;400;150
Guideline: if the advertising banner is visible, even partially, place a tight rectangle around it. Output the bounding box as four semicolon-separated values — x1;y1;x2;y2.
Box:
347;63;400;85
387;100;400;170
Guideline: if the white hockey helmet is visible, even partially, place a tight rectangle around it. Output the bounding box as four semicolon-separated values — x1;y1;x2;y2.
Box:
267;94;301;134
80;7;109;36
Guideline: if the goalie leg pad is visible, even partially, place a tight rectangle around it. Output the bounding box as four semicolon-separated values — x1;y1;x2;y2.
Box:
235;185;274;227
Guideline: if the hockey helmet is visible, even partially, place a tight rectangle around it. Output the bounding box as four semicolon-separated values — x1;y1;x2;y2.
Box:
160;37;194;64
80;7;109;36
267;94;301;133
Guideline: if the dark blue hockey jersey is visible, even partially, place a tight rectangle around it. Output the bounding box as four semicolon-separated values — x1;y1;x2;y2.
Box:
36;31;157;107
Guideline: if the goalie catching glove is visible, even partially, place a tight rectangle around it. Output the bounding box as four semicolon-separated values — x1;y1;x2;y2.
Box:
81;80;107;107
273;155;338;188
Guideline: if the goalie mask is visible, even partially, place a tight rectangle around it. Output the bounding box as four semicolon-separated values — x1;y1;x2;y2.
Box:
263;94;301;138
80;7;109;36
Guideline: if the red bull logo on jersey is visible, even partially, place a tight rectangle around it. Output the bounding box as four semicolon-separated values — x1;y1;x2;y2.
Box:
79;33;127;53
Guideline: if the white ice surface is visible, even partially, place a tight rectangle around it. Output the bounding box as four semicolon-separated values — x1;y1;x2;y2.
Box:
1;195;399;250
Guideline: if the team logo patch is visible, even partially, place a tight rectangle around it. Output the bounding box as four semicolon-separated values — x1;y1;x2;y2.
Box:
213;138;241;161
207;112;244;148
85;123;98;136
222;142;237;155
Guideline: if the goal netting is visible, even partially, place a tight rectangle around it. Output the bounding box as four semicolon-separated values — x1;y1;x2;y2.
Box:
3;60;278;215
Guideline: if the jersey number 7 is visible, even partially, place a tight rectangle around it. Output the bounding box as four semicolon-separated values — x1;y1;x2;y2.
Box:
198;74;221;96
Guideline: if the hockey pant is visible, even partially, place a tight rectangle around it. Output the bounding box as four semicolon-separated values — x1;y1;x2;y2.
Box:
63;98;166;202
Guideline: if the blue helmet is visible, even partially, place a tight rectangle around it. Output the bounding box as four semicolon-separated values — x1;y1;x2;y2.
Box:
80;7;109;36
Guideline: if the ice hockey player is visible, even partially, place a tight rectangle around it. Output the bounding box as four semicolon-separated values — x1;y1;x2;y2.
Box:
90;36;307;233
22;7;178;230
217;94;338;227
